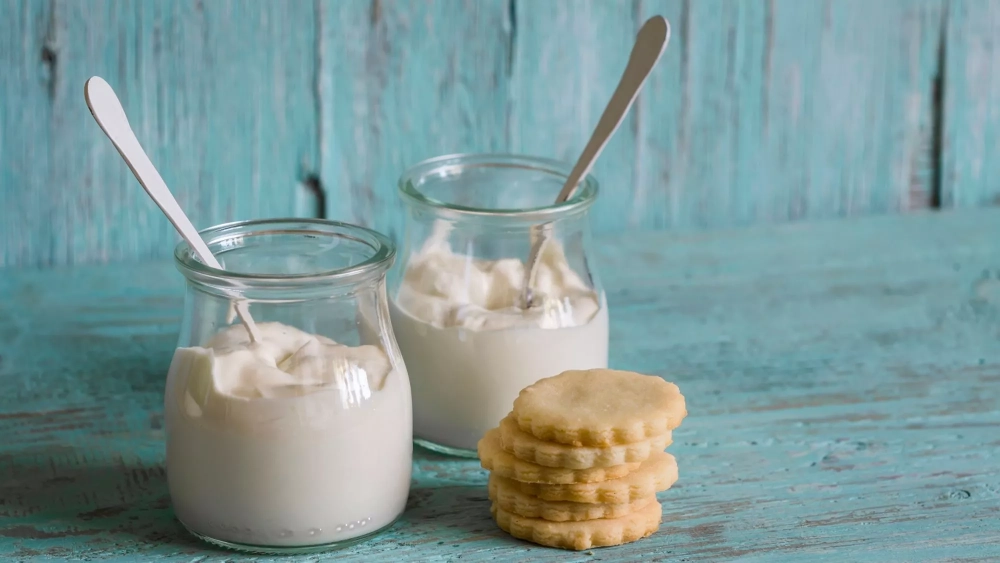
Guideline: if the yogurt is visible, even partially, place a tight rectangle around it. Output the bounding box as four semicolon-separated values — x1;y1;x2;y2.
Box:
391;232;609;451
164;322;412;547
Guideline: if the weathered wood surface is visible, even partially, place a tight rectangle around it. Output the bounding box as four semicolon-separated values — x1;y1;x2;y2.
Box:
4;0;1000;267
632;0;943;228
317;0;511;243
1;209;999;561
0;0;319;267
942;0;1000;209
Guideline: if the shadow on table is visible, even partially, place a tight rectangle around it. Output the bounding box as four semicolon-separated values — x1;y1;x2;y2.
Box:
2;448;505;556
395;483;506;548
1;435;501;557
0;453;214;556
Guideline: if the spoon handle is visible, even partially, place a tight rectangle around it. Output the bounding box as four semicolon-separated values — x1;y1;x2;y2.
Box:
85;78;216;264
84;77;261;342
555;15;670;204
522;16;670;307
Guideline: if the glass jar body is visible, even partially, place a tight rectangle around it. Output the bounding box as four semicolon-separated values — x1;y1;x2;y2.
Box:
165;220;412;553
388;154;609;456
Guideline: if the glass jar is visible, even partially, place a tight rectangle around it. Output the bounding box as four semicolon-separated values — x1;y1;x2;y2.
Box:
388;154;609;457
165;219;412;554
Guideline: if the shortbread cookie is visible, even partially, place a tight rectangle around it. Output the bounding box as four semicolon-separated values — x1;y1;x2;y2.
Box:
489;474;655;522
491;499;662;550
478;429;640;484
499;415;672;469
513;451;677;504
513;369;686;447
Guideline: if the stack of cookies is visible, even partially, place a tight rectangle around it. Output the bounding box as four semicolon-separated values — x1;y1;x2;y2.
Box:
478;369;687;550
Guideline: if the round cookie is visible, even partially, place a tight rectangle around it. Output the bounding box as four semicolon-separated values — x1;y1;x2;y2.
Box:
491;499;662;550
513;451;678;504
499;414;672;469
489;474;656;522
512;369;686;447
478;429;640;484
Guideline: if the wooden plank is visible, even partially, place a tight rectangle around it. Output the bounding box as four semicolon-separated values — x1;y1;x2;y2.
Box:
0;0;54;268
316;0;511;242
1;208;999;560
638;0;944;229
0;0;318;268
941;0;1000;208
2;0;994;266
506;0;641;234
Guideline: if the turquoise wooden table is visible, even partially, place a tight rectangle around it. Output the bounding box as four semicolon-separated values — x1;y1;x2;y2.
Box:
1;208;999;562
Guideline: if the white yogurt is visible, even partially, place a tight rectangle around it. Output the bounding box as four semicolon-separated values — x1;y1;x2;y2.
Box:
391;234;608;451
164;322;412;547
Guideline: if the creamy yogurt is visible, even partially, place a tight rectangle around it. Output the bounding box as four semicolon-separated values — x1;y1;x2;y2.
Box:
165;322;412;547
392;232;608;452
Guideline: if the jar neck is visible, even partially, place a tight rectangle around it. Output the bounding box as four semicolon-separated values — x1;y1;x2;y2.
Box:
398;153;599;226
183;270;390;302
406;204;594;233
174;219;395;301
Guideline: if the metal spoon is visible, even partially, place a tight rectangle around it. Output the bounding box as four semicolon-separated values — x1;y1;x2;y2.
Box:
521;16;671;308
84;76;262;342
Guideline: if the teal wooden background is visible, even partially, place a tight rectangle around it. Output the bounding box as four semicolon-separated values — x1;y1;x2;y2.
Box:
2;0;999;268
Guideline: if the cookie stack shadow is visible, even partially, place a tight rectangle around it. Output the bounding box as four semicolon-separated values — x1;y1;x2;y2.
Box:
477;369;687;551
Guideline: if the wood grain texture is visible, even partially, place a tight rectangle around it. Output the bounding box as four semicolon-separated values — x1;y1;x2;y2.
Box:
8;0;1000;268
317;0;511;242
637;0;944;230
506;0;640;235
1;209;999;561
0;0;318;267
941;0;1000;208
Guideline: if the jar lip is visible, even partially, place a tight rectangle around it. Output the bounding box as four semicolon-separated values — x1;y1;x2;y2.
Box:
397;153;599;220
173;218;395;287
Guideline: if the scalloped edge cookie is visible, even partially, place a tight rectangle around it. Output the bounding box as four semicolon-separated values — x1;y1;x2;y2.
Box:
512;369;687;447
512;451;677;504
498;414;673;469
491;499;662;550
478;429;640;484
489;474;655;522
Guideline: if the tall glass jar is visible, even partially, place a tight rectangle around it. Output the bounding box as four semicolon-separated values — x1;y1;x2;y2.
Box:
165;219;412;554
388;154;609;457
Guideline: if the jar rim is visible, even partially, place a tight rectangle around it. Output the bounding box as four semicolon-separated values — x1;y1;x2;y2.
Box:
397;153;599;220
173;218;395;289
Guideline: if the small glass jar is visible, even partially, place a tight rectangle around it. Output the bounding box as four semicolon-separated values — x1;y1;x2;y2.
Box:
165;219;412;554
389;154;609;457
